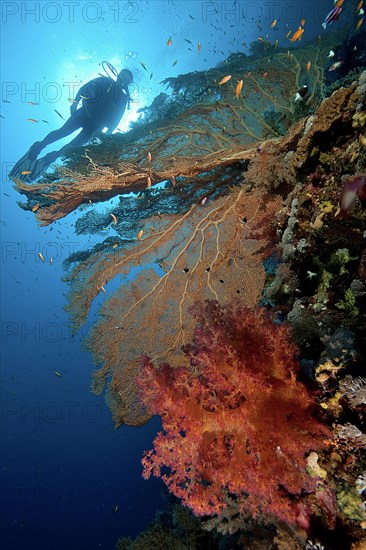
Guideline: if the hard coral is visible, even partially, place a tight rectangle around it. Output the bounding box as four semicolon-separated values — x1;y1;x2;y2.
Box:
138;301;334;530
339;376;366;408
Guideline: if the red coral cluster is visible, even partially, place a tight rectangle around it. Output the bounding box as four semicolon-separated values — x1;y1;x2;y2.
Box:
138;301;333;527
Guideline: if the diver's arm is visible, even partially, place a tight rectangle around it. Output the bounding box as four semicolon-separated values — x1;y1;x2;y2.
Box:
105;118;121;134
105;115;121;134
70;85;84;114
105;100;128;134
70;78;105;115
105;122;120;135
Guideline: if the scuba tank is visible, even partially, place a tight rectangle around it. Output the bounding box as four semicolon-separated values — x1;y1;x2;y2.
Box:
102;60;132;110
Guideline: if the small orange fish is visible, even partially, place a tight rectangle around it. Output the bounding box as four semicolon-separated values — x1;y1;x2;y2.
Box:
263;71;268;79
356;18;364;29
111;213;117;225
21;170;32;175
197;42;201;54
137;229;143;240
167;37;172;47
147;152;152;162
147;176;151;188
270;19;277;28
100;286;107;294
258;36;265;43
50;257;53;265
218;75;231;85
235;80;243;98
290;26;304;42
38;252;44;262
335;0;345;7
27;118;38;122
171;175;176;187
357;1;363;12
285;30;292;39
68;98;78;103
300;18;306;26
31;203;39;212
359;133;366;146
306;61;311;72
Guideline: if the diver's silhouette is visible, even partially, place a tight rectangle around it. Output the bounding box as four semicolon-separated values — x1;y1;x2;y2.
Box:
10;68;134;182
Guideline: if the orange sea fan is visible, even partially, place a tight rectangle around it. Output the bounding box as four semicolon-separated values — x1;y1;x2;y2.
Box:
66;188;280;426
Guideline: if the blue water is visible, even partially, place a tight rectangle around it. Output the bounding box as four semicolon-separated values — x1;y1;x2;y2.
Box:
0;1;361;548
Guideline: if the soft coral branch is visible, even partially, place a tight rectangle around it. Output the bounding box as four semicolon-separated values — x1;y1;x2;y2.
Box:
138;301;334;529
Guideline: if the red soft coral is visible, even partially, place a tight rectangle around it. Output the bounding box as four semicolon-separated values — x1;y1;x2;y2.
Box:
138;301;333;528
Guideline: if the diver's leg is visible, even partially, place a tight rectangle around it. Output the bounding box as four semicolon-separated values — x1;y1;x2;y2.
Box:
36;126;97;166
11;115;97;182
28;110;86;159
60;126;96;153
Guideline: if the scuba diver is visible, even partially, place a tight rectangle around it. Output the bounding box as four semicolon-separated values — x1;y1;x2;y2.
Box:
10;66;134;182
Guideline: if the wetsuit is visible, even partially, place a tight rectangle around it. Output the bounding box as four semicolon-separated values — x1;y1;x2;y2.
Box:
28;76;129;160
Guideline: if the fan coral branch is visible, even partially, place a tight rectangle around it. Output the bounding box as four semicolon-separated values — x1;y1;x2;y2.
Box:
13;45;332;225
66;189;279;426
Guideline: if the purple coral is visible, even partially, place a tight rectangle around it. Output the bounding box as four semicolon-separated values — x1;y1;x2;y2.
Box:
338;173;366;215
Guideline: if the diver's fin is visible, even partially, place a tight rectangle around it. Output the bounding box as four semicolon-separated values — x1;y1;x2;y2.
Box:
10;151;58;184
9;151;39;183
28;152;58;182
